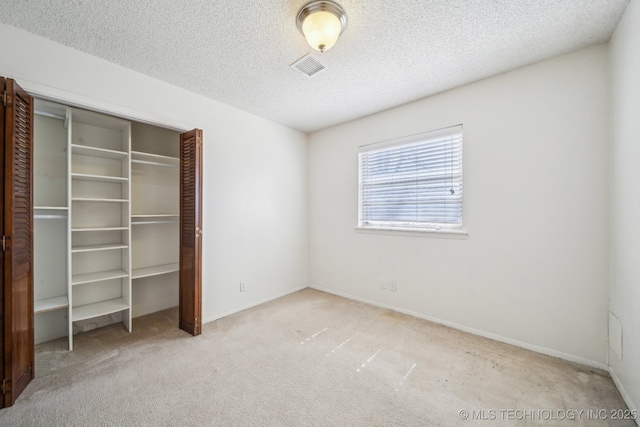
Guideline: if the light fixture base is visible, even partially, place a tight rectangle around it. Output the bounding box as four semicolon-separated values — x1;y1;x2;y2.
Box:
296;1;348;39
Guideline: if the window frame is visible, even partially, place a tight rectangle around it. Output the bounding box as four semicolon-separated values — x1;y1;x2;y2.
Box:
357;125;465;235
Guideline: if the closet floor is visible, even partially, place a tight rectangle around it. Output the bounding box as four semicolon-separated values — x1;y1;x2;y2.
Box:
35;307;179;378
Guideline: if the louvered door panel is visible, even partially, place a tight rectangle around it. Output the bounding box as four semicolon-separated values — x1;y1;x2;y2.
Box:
179;129;202;336
2;78;34;407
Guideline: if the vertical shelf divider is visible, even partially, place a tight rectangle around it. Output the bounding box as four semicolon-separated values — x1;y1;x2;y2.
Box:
67;107;74;350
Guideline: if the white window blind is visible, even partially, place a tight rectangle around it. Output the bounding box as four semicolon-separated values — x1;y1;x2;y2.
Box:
358;125;463;230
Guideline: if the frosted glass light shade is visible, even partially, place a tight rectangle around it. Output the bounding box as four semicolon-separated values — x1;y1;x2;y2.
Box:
296;1;347;53
302;11;341;52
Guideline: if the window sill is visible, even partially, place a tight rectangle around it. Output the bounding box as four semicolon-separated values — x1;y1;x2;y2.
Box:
355;226;468;239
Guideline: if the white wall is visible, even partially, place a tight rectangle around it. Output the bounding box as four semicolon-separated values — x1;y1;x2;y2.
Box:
0;24;309;324
309;44;610;366
609;0;640;414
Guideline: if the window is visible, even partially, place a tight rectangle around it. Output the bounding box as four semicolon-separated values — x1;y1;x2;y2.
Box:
358;125;463;232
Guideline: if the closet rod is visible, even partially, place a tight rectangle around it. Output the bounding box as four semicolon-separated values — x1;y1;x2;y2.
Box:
34;214;67;220
132;220;179;225
131;159;179;168
34;110;65;121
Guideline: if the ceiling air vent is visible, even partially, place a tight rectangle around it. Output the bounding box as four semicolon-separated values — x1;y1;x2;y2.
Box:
290;54;326;77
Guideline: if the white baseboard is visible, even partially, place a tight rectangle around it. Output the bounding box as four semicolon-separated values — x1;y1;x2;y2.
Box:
204;285;308;324
609;368;640;426
310;284;608;371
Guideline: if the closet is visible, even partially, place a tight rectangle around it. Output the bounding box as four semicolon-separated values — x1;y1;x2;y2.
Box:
31;100;196;350
3;75;202;405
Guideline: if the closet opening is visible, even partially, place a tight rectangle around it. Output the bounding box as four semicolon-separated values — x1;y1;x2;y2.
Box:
31;98;202;351
3;78;202;406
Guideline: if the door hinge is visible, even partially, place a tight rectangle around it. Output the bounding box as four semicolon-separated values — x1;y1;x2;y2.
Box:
2;91;6;107
1;379;11;395
2;235;8;251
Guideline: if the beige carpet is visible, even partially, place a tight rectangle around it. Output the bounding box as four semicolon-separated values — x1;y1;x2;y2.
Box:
0;289;633;426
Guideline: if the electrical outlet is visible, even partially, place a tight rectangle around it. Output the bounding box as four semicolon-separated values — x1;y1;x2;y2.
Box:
240;281;247;292
389;280;397;292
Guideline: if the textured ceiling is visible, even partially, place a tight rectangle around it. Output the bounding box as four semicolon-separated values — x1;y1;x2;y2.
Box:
0;0;630;133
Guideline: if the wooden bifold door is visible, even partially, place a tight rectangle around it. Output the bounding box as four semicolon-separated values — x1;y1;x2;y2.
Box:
1;77;35;408
1;75;203;407
179;129;203;336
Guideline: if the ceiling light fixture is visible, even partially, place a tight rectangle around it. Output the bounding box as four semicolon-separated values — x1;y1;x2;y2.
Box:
296;1;347;53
